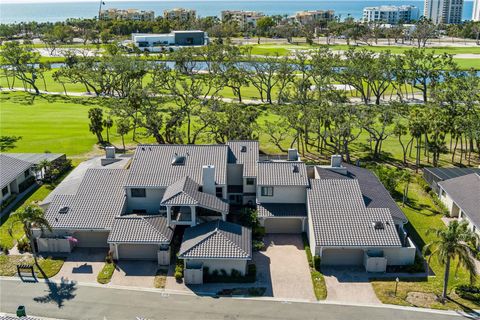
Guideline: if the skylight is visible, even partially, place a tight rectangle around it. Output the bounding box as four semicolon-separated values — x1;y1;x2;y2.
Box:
172;155;186;166
59;206;70;214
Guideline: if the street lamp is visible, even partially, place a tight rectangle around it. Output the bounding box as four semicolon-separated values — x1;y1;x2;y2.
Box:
394;277;400;296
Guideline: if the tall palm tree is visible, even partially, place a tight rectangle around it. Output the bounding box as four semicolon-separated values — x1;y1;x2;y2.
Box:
11;204;51;266
37;159;51;180
423;220;478;301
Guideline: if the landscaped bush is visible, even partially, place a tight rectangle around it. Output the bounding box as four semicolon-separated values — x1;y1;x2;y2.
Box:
97;262;115;284
253;240;265;251
17;238;31;252
417;177;432;193
174;258;184;281
387;254;425;273
105;250;113;264
302;232;327;300
203;264;256;283
455;285;480;302
0;194;16;211
428;190;449;216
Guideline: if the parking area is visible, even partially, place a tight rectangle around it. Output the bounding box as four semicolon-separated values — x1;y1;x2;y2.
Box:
254;234;315;301
52;248;106;283
322;267;381;304
109;261;158;288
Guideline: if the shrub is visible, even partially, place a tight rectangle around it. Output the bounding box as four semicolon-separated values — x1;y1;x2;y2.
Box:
455;285;480;302
17;238;31;252
313;256;321;271
203;264;256;283
231;269;241;278
105;250;113;264
174;258;184;281
253;240;265;251
0;194;16;211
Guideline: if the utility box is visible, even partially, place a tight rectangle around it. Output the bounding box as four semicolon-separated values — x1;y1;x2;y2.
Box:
157;246;171;266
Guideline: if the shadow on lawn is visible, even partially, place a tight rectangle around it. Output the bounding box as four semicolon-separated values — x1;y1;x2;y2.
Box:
448;297;480;319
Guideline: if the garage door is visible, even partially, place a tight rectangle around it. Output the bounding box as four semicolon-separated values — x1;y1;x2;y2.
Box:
73;231;109;248
264;218;303;234
118;244;158;260
321;249;364;266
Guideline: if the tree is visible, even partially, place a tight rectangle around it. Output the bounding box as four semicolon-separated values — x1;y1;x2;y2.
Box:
424;220;478;301
412;17;437;48
36;159;51;180
0;136;21;152
116;118;130;152
88;107;104;143
10;205;51;266
255;16;275;43
102;117;113;143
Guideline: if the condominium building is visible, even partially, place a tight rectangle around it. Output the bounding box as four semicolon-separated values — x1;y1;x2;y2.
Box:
221;10;264;30
293;10;336;25
100;8;155;21
163;8;196;22
424;0;464;24
363;5;419;24
473;0;480;21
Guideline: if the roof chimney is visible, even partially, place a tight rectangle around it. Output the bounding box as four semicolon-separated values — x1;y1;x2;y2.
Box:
331;155;342;168
202;165;216;195
105;146;115;159
287;148;298;161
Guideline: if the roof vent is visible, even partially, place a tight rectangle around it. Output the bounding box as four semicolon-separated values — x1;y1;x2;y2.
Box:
292;164;299;173
373;221;385;230
241;146;247;152
59;206;70;214
172;155;186;166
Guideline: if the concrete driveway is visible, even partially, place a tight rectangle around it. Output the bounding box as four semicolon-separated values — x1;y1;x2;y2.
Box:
52;248;107;283
322;267;381;304
110;261;158;288
255;234;315;301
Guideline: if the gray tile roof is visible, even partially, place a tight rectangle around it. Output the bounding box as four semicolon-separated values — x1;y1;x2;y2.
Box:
257;161;309;186
45;169;128;230
6;153;65;165
439;173;480;227
108;215;174;244
126;144;228;188
308;179;401;247
161;177;229;214
257;203;307;217
227;141;259;177
0;154;33;189
424;167;480;182
315;164;407;223
179;220;252;259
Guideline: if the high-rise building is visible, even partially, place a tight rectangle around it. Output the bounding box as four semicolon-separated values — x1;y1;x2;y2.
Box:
100;8;155;21
473;0;480;21
423;0;464;24
363;5;419;24
163;8;196;22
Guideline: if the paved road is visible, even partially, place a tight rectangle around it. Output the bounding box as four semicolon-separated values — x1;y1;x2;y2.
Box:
0;279;472;320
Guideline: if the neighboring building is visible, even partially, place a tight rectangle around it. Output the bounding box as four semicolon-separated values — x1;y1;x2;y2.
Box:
221;10;264;30
423;167;480;193
474;0;480;21
164;8;196;22
438;173;480;235
131;31;209;51
293;10;336;25
363;5;419;24
36;141;415;282
100;8;155;21
424;0;464;24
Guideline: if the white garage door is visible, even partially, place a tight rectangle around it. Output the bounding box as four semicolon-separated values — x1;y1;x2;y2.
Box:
321;249;364;266
264;218;303;234
73;231;109;248
118;244;158;260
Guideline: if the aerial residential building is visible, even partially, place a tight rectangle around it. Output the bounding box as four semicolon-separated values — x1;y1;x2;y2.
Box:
363;5;419;24
131;31;209;51
221;10;264;30
100;8;155;21
293;10;336;25
424;0;464;24
163;8;196;22
473;0;480;21
35;141;416;282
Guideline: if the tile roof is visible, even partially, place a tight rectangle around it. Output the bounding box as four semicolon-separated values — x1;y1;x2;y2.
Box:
179;220;252;259
257;203;307;217
315;164;407;223
227;141;259;177
161;176;229;214
257;161;309;186
0;154;33;189
424;167;480;182
45;169;128;230
126;144;228;188
439;173;480;227
308;179;401;247
6;153;65;165
108;215;174;243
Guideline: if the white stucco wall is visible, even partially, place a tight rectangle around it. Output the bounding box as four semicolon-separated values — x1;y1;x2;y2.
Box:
126;187;165;213
383;243;416;266
243;178;256;194
257;186;306;204
186;259;248;275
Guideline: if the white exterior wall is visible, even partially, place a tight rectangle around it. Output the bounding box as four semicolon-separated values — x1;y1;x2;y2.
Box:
257;186;306;204
186;258;248;275
126;187;165;213
243;178;256;194
440;189;480;236
383;242;416;266
474;0;480;21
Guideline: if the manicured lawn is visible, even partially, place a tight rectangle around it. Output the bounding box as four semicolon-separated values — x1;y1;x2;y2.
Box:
0;255;64;278
97;262;116;284
371;174;480;310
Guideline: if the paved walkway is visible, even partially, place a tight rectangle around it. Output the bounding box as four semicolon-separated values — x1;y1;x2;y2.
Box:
109;261;157;288
51;248;106;283
322;267;381;305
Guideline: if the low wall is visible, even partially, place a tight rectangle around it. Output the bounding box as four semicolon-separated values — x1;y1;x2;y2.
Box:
37;237;73;253
384;239;416;266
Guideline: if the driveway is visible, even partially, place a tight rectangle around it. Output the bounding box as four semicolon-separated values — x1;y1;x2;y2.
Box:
322;267;381;304
254;234;315;300
109;261;158;288
52;248;106;283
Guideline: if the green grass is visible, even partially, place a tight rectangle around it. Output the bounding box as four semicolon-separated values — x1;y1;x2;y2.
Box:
97;262;116;284
371;175;480;311
302;233;327;300
0;255;64;278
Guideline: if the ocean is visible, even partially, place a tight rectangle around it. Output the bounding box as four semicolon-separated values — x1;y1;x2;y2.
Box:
0;0;475;24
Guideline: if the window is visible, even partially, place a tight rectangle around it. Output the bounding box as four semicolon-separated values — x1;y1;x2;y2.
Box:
24;170;30;178
131;188;146;198
2;186;8;197
216;187;223;198
261;186;274;197
246;178;255;185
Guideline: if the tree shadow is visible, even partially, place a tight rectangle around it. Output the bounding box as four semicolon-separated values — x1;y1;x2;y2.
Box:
33;277;77;308
447;297;480;319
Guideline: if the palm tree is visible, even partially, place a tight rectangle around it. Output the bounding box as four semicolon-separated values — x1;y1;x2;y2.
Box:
423;220;478;301
37;159;51;180
102;117;113;143
11;204;51;266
